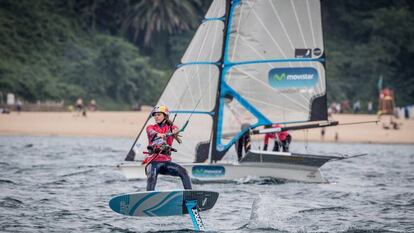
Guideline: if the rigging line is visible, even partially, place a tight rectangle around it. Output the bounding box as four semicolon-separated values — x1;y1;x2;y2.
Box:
243;96;297;112
206;19;222;102
306;0;317;48
269;1;296;49
193;22;220;108
236;35;276;70
250;4;289;60
208;22;220;62
230;0;245;61
268;1;303;70
304;129;309;153
163;70;185;111
195;23;212;61
290;1;308;69
178;97;203;133
206;0;221;18
158;69;182;109
171;79;184;111
182;67;196;105
291;1;308;48
224;101;245;126
195;66;204;108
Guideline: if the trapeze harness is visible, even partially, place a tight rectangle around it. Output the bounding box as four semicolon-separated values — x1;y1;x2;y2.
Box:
143;122;192;191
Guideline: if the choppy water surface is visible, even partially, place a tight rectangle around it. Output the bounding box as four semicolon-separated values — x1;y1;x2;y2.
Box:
0;135;413;232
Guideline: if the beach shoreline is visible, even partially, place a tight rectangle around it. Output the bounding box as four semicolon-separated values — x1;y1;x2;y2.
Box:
0;111;413;144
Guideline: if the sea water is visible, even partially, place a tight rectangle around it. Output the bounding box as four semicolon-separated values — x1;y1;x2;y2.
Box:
0;135;413;232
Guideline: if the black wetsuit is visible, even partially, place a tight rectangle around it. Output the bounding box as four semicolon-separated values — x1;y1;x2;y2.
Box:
146;161;192;191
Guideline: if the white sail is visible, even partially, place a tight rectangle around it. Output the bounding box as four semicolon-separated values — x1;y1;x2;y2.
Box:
118;0;352;184
130;0;226;162
128;0;327;162
215;0;327;153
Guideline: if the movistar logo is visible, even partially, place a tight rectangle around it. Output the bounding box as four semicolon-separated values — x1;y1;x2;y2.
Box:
268;67;319;89
192;166;225;177
272;73;286;81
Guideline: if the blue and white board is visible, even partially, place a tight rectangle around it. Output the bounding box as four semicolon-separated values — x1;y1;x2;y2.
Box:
109;190;219;217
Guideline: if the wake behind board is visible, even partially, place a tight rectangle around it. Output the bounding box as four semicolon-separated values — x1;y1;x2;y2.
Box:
109;190;219;217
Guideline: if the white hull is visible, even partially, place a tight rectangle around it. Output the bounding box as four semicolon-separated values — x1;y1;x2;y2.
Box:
117;158;329;183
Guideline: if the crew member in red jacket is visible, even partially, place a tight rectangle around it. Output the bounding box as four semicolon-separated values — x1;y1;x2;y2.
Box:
263;124;291;152
143;105;192;191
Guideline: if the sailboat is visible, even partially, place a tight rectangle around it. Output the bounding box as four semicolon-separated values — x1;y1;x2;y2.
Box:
117;0;359;183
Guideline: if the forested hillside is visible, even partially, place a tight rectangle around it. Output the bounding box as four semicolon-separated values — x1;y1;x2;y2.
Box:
0;0;412;110
323;0;414;107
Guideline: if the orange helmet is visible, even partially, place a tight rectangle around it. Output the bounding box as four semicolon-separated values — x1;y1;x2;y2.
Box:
151;105;170;117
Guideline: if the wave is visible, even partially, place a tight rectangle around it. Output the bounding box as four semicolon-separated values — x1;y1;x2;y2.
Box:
101;223;197;233
60;169;94;177
0;161;9;166
237;176;287;185
41;179;68;186
0;179;15;184
298;206;349;213
0;197;24;208
340;227;396;233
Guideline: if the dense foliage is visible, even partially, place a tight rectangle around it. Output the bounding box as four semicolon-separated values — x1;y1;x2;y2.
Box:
323;0;414;107
0;0;412;110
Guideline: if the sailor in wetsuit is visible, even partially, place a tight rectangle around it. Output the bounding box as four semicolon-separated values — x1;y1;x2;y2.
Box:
142;105;192;191
263;124;291;152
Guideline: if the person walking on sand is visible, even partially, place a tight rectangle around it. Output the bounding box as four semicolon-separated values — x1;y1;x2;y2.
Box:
142;105;192;191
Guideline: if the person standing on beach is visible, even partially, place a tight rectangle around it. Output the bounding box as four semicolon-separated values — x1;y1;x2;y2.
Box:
88;99;97;111
75;97;83;113
142;105;192;191
16;99;22;113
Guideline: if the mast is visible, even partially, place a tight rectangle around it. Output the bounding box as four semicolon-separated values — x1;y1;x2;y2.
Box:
210;0;232;163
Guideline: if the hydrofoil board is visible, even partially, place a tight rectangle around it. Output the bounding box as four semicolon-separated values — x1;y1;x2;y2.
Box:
109;190;219;217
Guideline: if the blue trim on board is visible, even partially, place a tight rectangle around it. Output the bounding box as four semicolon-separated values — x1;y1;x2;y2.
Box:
128;192;158;216
143;192;181;216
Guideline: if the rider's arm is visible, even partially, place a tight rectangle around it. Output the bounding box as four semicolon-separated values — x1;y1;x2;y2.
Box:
172;125;179;134
146;125;157;138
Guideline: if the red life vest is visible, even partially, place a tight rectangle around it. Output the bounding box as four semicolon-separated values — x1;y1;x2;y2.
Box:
142;123;178;164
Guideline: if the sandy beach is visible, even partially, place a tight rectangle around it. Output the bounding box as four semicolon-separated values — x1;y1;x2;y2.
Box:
0;111;413;144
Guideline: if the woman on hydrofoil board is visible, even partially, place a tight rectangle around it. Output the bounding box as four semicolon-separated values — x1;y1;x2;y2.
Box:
142;105;192;191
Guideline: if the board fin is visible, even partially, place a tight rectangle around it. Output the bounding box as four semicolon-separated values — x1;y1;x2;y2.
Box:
185;200;206;231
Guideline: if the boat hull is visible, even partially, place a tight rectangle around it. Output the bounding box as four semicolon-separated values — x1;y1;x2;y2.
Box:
116;150;338;183
117;162;327;183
